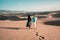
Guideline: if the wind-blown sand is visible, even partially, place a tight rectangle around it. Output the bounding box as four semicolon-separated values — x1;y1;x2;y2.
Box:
0;18;60;40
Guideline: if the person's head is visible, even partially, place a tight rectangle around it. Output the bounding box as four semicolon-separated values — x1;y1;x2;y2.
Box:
28;15;30;17
28;15;31;18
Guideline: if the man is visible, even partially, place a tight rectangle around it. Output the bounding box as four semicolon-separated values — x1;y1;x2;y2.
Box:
32;15;37;28
26;15;31;29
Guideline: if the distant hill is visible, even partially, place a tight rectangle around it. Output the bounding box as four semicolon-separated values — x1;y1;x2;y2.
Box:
0;10;26;13
0;10;12;12
0;10;60;15
0;10;60;13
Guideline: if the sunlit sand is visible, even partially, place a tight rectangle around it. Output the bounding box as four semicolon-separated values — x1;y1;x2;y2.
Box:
0;17;60;40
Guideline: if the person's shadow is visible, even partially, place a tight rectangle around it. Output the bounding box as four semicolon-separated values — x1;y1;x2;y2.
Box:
0;27;36;30
0;27;20;30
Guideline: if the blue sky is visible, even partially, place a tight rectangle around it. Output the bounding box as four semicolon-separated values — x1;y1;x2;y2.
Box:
0;0;60;12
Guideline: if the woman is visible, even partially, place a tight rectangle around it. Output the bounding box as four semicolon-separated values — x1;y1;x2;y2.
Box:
26;15;31;29
32;15;37;28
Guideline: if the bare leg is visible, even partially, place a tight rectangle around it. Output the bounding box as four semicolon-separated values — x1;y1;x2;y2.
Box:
34;22;36;28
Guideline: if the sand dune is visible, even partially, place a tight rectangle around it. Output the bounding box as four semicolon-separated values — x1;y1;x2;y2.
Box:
0;18;60;40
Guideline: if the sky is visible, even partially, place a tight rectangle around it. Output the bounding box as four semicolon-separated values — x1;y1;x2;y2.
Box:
0;0;60;12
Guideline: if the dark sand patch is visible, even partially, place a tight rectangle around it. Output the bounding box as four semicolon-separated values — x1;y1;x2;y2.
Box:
0;15;27;21
0;27;20;30
44;20;60;26
0;27;36;30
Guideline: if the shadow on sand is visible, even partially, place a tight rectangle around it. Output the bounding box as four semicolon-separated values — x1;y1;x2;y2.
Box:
0;15;27;21
0;27;20;30
44;20;60;26
0;27;36;30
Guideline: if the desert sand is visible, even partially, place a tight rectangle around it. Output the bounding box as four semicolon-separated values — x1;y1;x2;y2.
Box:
0;18;60;40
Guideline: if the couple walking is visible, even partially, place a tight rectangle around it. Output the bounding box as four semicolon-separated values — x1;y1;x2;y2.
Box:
26;14;37;29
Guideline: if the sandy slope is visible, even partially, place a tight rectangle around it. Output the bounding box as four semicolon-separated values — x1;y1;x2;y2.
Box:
0;19;60;40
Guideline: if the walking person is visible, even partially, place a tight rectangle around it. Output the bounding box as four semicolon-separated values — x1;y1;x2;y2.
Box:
32;15;37;29
26;15;31;29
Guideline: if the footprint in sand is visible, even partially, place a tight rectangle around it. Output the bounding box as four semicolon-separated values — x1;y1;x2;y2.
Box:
39;36;45;39
39;38;41;40
35;32;39;36
39;36;45;40
35;32;45;40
